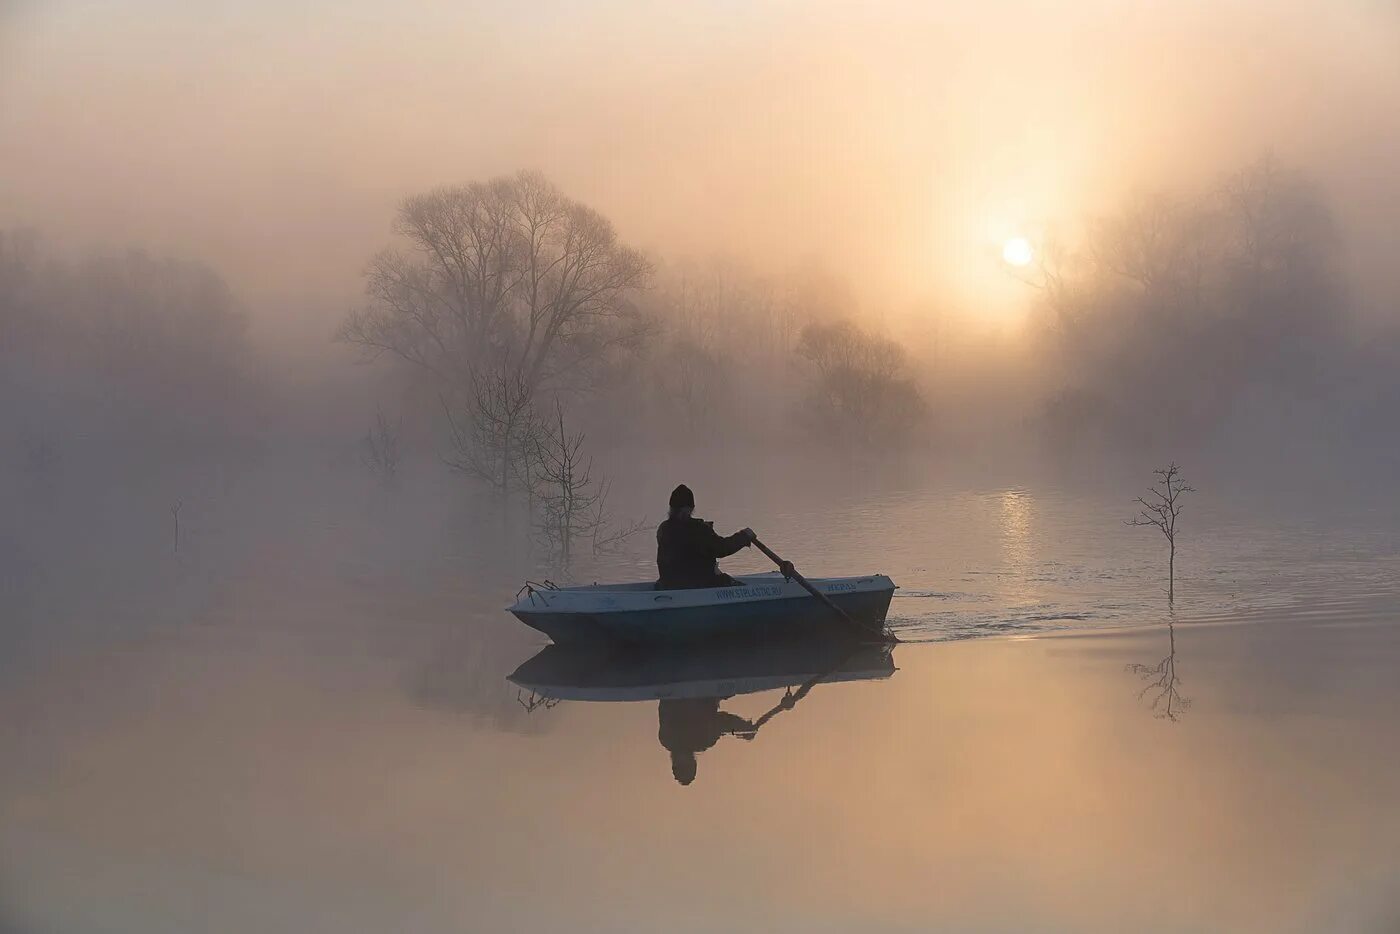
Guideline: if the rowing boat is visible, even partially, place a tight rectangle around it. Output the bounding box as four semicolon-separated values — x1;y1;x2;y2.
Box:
507;571;896;645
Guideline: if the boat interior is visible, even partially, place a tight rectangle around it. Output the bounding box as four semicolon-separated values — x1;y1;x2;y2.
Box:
559;572;790;592
551;572;887;593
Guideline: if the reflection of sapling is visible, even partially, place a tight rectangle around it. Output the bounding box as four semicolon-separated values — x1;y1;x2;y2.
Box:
1128;618;1190;721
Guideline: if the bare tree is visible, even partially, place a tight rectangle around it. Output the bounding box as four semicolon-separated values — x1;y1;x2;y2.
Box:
529;401;643;566
638;257;810;438
1128;463;1194;603
653;337;730;432
1091;191;1215;310
796;320;928;446
1218;156;1333;287
361;409;403;485
339;171;653;496
439;370;542;495
1017;159;1344;455
171;500;182;554
1004;228;1084;325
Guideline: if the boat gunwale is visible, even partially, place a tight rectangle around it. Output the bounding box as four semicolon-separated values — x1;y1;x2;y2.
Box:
508;572;896;615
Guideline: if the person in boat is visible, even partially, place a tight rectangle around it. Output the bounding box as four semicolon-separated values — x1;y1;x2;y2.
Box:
658;697;756;786
656;484;756;590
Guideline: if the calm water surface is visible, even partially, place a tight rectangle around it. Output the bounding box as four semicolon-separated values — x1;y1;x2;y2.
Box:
3;484;1399;932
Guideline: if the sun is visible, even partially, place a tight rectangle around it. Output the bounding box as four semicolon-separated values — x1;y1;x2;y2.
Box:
1002;237;1034;267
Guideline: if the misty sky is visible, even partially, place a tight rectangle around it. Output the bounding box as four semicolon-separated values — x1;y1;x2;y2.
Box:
3;0;1398;330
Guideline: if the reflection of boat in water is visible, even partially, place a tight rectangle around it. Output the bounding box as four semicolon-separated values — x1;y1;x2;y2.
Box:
507;572;896;645
509;635;898;786
509;636;897;703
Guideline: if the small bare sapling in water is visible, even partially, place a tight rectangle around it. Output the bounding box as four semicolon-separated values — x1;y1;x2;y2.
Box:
171;500;182;554
526;401;644;566
1127;463;1194;603
440;372;538;498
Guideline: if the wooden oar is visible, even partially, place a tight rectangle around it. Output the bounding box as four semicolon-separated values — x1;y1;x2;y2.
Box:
741;644;867;736
749;536;895;643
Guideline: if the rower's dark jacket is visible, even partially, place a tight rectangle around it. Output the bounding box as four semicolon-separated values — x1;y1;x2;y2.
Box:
656;516;749;589
658;699;754;755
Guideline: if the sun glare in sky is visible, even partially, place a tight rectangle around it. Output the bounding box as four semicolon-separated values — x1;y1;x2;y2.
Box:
1002;237;1034;268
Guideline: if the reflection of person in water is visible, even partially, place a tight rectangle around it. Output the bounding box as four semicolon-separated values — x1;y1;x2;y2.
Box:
658;698;756;785
656;484;755;589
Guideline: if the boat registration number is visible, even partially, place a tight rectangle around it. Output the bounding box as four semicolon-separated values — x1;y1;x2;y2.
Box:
717;585;782;599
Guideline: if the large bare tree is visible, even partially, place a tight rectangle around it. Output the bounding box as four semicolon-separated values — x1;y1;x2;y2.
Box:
341;171;652;490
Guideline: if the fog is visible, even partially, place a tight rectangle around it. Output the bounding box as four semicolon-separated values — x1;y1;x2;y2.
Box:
10;7;1400;931
4;0;1400;542
6;1;1399;302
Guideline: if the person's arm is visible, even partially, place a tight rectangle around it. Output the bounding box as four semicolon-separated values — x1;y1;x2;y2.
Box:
699;522;752;559
714;711;756;734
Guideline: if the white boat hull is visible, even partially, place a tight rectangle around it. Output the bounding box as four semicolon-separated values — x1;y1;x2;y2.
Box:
508;572;896;645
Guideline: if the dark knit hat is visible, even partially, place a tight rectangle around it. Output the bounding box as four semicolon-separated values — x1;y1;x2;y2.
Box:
669;484;695;510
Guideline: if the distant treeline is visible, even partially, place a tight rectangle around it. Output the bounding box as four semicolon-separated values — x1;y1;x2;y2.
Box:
0;233;248;465
1024;157;1382;459
4;157;1398;495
